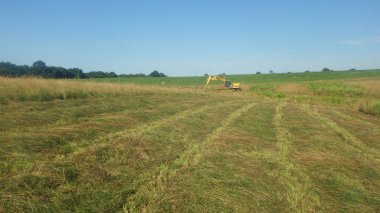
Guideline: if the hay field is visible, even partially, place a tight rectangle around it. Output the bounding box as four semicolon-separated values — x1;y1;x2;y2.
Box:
0;75;379;212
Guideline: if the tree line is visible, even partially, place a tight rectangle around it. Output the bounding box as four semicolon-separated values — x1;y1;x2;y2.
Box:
0;61;167;78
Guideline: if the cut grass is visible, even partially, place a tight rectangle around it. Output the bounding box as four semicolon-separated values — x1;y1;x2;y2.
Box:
273;103;321;212
1;76;380;212
126;102;321;212
301;104;379;163
125;102;256;212
0;92;242;212
324;106;380;150
126;102;282;212
282;104;380;212
55;99;240;212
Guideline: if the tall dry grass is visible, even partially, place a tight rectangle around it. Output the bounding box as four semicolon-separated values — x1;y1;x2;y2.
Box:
0;77;202;104
358;99;380;116
346;78;380;98
344;78;380;115
276;83;310;95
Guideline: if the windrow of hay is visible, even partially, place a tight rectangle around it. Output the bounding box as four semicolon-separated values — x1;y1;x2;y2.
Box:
301;104;379;163
125;102;255;212
272;103;321;211
281;103;380;212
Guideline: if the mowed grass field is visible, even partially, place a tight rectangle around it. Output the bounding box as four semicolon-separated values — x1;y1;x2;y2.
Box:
1;70;380;212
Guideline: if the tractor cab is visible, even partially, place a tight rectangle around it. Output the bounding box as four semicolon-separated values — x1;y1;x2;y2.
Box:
224;80;232;88
225;80;241;91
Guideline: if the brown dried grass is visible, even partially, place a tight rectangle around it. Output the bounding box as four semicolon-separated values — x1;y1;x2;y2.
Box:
275;83;310;95
0;77;202;103
345;78;380;98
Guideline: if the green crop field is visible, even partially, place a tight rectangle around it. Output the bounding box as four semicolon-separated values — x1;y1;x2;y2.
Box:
87;69;380;86
1;70;380;212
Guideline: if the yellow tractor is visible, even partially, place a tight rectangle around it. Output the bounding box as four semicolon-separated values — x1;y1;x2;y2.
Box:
204;75;241;91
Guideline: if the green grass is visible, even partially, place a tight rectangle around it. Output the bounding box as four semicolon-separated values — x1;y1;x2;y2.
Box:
1;76;380;212
308;82;364;97
87;69;380;86
87;69;380;108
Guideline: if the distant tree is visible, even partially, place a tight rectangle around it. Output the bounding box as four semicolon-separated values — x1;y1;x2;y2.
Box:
42;67;54;78
17;65;30;76
31;60;47;76
0;62;19;76
88;71;107;78
0;60;119;79
304;70;310;73
52;67;65;78
32;60;46;69
204;73;209;77
218;73;226;76
149;70;160;77
350;68;356;71
287;72;292;74
256;72;262;74
149;70;166;77
109;72;118;78
68;68;82;78
0;62;31;77
269;70;274;74
322;67;331;72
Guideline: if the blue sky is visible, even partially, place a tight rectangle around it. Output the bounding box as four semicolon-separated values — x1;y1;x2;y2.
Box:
0;0;379;76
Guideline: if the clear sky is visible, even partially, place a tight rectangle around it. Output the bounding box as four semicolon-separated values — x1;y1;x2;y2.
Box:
1;0;379;76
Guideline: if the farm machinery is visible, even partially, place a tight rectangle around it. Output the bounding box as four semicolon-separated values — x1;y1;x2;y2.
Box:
204;75;241;91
